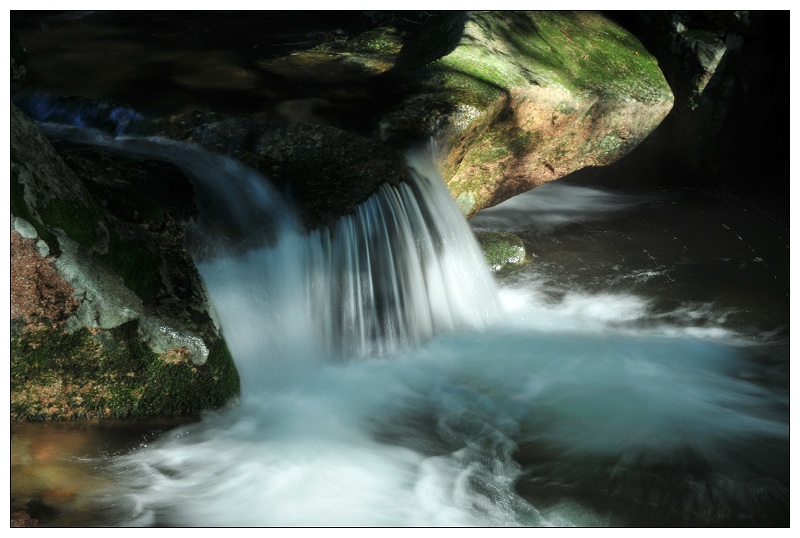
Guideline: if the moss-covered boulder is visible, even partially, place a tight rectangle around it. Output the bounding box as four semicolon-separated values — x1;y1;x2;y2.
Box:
10;104;240;420
381;11;675;217
475;231;527;272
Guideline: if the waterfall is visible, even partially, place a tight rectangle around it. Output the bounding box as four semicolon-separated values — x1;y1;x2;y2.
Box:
191;147;502;393
35;124;502;394
19;117;788;527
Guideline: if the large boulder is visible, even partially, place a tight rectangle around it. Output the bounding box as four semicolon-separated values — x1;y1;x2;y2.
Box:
379;11;674;217
11;11;675;223
10;104;240;420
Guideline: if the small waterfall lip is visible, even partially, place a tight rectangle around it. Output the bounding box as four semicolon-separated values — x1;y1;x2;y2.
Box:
35;121;301;260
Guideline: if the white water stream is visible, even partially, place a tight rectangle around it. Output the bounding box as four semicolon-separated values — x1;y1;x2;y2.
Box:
18;126;790;526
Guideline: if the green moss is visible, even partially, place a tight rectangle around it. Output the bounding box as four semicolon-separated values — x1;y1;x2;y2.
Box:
101;231;163;303
38;197;103;248
433;11;671;105
11;327;132;420
440;44;529;91
434;69;506;110
138;336;240;415
463;145;510;166
535;12;671;103
350;28;403;54
11;321;240;421
449;161;506;217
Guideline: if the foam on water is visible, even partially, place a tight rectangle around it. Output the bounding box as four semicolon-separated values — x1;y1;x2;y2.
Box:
105;308;787;526
27;121;789;527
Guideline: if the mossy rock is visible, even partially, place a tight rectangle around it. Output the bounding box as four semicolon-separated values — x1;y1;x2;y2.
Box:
380;11;674;218
475;231;527;272
10;322;239;420
11;30;28;82
11;104;241;420
257;25;403;85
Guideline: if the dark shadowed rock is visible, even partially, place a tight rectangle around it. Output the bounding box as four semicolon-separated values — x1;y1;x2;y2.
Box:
146;111;411;230
609;10;788;221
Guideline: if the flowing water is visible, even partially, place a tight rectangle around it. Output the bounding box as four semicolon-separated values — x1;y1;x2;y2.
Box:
10;121;789;527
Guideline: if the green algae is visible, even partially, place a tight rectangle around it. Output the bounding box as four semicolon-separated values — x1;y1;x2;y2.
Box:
10;171;57;250
349;27;403;55
38;198;103;248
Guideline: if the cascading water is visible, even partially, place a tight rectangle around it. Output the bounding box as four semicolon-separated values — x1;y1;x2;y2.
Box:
35;123;501;391
15;116;789;527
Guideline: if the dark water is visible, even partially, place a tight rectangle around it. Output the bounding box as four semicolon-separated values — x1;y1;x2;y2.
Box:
11;10;398;130
470;178;789;527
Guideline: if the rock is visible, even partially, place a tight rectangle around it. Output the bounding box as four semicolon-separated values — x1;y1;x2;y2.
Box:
257;26;403;84
145;112;410;230
379;11;674;217
10;104;240;420
475;231;527;272
12;216;37;239
11;30;28;83
614;11;788;209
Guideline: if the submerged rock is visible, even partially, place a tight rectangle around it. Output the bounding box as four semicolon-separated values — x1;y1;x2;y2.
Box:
475;231;527;272
10;105;239;420
380;11;674;217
